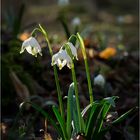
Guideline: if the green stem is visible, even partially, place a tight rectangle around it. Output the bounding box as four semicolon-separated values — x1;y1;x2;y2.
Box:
31;28;42;37
38;24;65;121
84;58;93;103
77;33;94;104
71;63;82;132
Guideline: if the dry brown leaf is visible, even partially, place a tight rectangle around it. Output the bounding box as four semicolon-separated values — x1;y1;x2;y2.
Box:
9;71;30;101
18;32;30;41
44;133;53;140
99;47;117;59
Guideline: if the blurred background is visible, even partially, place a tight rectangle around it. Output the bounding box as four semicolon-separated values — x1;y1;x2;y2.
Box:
1;0;139;139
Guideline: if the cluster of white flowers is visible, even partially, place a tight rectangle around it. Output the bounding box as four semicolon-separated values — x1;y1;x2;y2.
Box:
20;37;78;70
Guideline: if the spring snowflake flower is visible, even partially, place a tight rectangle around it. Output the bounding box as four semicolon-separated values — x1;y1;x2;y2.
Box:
94;74;105;87
20;37;42;57
51;49;72;70
66;42;78;60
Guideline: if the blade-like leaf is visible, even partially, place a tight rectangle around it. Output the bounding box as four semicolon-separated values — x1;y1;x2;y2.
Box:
102;96;119;108
58;14;71;39
86;97;118;139
112;107;136;124
96;96;118;130
92;103;111;139
53;106;68;140
20;101;63;138
71;96;86;135
13;3;25;36
72;99;80;134
66;83;74;139
97;107;137;140
96;128;109;140
81;101;97;117
85;102;101;138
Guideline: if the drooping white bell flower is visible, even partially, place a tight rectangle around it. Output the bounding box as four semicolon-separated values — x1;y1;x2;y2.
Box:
66;42;78;60
20;37;42;57
51;49;72;70
94;74;105;87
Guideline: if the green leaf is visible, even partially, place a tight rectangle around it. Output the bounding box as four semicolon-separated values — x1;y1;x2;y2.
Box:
58;14;71;39
112;107;136;124
72;96;85;135
81;103;93;117
53;106;68;140
85;97;118;140
92;103;111;139
66;83;74;139
20;101;63;138
72;98;80;134
102;96;119;108
13;3;25;36
85;103;103;139
92;97;118;139
96;128;109;140
97;107;137;140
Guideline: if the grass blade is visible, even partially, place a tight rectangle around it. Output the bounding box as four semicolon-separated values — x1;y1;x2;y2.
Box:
53;106;68;140
58;14;71;39
85;102;100;138
20;101;63;138
66;83;74;139
92;97;118;139
112;107;137;124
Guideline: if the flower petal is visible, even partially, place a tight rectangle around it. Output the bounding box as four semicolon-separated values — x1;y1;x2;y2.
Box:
67;42;78;60
51;49;72;70
20;37;42;57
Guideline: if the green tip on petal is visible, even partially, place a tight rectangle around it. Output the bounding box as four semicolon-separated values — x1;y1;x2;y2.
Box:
20;50;24;54
39;52;42;56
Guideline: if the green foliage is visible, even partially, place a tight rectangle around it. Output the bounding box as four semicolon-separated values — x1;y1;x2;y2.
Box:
85;96;118;140
58;14;71;39
10;26;136;140
53;106;68;140
21;102;63;138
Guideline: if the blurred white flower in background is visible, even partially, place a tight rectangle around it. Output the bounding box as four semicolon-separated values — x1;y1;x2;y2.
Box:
94;74;105;87
71;17;81;26
58;0;69;6
117;16;124;24
20;37;42;57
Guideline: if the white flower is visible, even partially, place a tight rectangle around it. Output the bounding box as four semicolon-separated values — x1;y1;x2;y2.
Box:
66;42;78;60
20;37;42;57
117;16;124;24
94;74;105;87
58;0;69;6
51;49;72;70
72;17;81;26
